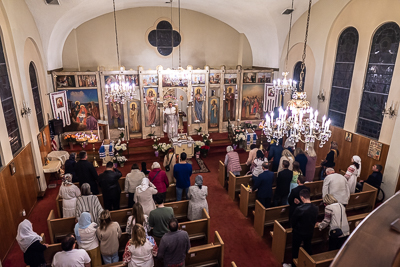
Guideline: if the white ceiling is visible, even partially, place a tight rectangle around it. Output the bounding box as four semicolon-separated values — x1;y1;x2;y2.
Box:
25;0;320;70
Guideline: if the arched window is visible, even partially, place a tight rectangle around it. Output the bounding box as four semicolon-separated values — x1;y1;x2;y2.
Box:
293;61;305;91
357;22;400;139
29;62;44;130
0;36;22;155
327;27;359;128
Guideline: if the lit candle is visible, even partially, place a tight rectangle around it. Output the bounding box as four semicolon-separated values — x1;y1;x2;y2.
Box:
314;110;318;123
322;115;326;130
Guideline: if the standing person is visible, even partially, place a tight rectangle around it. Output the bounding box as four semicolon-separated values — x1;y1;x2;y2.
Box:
273;160;293;206
246;144;259;166
16;219;48;267
322;168;350;205
268;139;283;172
224;146;242;177
98;162;122;211
52;234;91;267
74;212;101;266
290;161;302;193
163;101;178;139
65;153;77;183
360;164;383;190
141;162;150;177
148;162;169;201
294;148;308;177
290;190;318;263
344;155;361;194
251;163;274;208
125;163;146;208
187;175;209;221
321;141;339;179
157;218;190;267
126;203;150;236
134;178;158;216
277;149;294;173
76;183;104;225
75;151;99;195
96;210;122;264
288;175;310;223
149;194;174;245
317;194;350;251
284;138;296;155
304;144;317;182
251;150;268;178
163;148;176;184
59;173;81;218
122;224;156;267
173;152;193;201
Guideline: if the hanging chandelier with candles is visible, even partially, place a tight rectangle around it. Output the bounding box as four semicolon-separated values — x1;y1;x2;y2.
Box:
260;0;332;148
104;0;136;104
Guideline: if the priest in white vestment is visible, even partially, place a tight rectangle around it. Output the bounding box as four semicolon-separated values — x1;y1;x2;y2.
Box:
163;102;178;139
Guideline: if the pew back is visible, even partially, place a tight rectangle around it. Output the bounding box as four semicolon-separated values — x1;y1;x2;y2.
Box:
228;171;252;201
218;161;226;188
164;200;189;220
185;231;224;267
296;247;338;267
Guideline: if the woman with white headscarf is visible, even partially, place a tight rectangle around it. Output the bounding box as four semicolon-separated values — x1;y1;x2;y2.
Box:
17;219;48;267
134;178;158;216
59;173;81;218
344;155;361;193
74;212;101;266
187;175;209;220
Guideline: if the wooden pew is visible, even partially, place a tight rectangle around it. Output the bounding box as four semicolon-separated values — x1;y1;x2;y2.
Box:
218;161;251;188
185;231;224;267
313;166;322;181
164;200;189;220
179;208;211;243
346;183;377;212
165;184;177;202
228;171;252;201
294;247;338;267
271;213;368;263
231;262;238;267
43;243;62;265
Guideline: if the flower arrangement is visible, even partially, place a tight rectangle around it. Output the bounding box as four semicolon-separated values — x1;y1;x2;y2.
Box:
118;127;125;140
194;141;205;152
234;128;246;144
64;134;76;143
112;154;127;164
201;133;213;146
114;139;127;153
244;121;258;131
152;138;172;153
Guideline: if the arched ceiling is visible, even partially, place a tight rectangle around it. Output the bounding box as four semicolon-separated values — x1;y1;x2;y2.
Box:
24;0;320;70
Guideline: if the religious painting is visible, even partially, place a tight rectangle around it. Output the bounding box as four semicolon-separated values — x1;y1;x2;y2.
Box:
78;75;97;87
128;100;141;133
107;99;124;130
192;87;205;123
243;72;256;83
241;84;264;120
63;89;99;132
223;85;236;122
368;140;382;160
142;75;158;86
192;74;206;85
144;87;160;126
209;97;219;128
162;73;189;87
125;75;139;87
56;97;64;108
345;132;353;142
256;72;271;83
263;84;278;113
56;75;75;88
224;74;237;84
209;73;221;84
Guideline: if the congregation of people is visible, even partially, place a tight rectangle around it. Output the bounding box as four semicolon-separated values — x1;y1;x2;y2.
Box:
224;139;383;266
17;149;208;267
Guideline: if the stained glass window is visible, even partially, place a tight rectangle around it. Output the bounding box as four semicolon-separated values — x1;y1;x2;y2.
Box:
328;27;359;128
293;61;305;91
0;36;22;155
29;62;44;130
356;22;400;139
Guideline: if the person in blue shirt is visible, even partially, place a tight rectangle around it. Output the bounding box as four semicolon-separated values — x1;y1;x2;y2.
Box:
268;139;283;172
173;152;193;201
251;163;274;208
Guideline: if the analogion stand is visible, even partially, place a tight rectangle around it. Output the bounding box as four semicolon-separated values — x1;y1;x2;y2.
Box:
172;134;194;159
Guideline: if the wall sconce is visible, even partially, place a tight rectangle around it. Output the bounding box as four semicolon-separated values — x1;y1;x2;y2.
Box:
21;101;32;118
317;92;325;102
382;101;396;118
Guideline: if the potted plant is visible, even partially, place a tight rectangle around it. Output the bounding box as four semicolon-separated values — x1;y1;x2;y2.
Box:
64;134;77;150
147;131;156;139
112;153;127;167
118;128;125;141
234;128;246;149
194;125;202;135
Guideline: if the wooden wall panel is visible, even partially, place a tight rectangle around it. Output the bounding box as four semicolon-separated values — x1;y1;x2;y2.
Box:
39;125;52;165
0;143;38;261
315;126;389;179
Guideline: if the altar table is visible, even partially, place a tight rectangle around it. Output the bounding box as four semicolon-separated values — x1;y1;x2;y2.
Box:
172;136;194;159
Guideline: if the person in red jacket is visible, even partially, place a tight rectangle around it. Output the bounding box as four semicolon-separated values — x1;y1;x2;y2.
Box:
148;162;169;201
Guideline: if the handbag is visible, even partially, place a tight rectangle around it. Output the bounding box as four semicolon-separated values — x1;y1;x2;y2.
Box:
329;204;343;238
165;154;174;172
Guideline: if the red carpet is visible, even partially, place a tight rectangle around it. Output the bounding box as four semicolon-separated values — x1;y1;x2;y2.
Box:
3;149;280;267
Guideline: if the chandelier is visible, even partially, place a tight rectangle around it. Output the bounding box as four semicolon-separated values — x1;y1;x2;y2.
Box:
271;0;297;95
260;0;332;148
104;0;136;104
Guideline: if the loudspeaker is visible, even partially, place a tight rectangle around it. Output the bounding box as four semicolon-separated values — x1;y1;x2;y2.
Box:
49;119;64;135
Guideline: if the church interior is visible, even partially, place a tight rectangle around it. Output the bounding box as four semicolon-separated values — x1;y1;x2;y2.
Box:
1;0;400;266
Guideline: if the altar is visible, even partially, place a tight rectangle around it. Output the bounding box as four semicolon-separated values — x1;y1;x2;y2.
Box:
171;135;194;159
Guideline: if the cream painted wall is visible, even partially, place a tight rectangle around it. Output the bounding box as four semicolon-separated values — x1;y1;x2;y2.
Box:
62;7;253;71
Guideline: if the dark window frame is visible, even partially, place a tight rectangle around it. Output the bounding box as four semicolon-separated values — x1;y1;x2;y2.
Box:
29;62;45;131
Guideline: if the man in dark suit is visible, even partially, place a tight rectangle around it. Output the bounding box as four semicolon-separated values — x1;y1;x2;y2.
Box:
360;164;383;190
98;161;122;211
273;160;293;206
268;139;283;172
251;163;274;208
288;174;310;224
75;151;99;195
